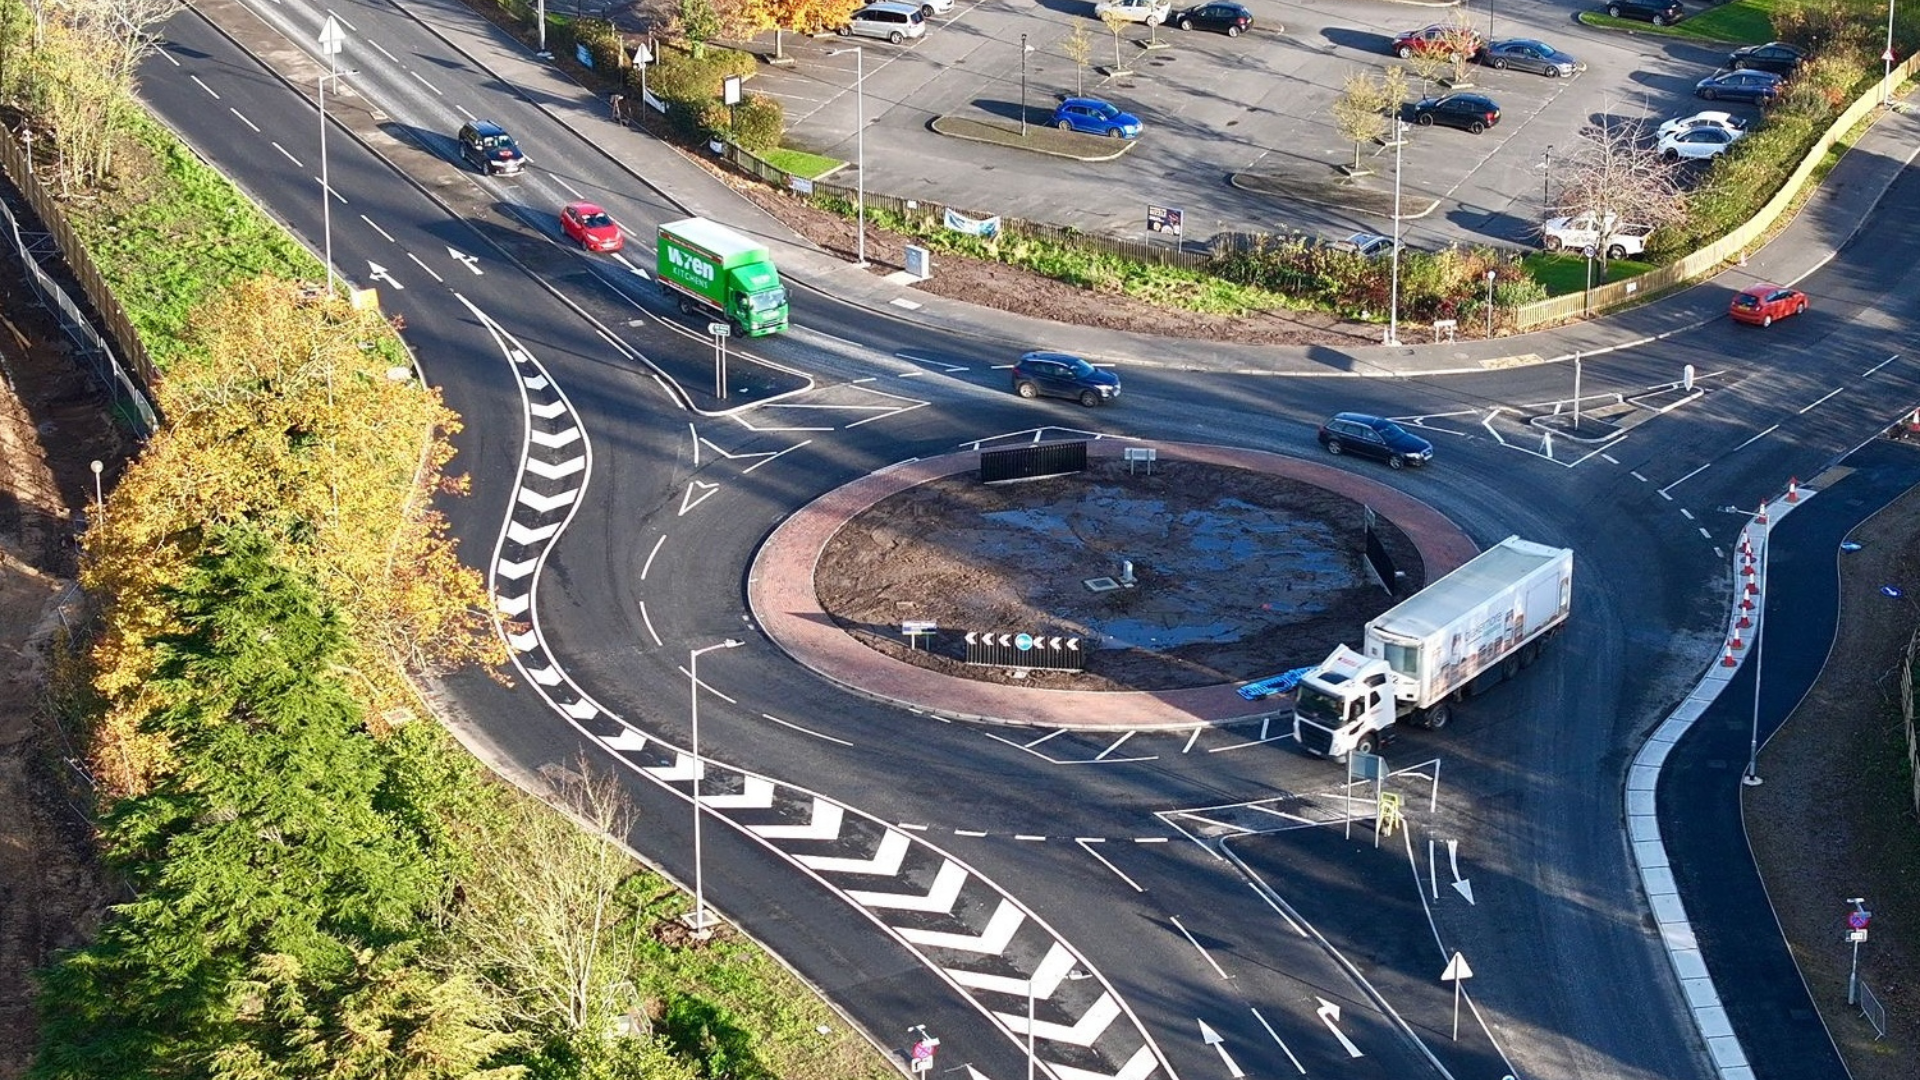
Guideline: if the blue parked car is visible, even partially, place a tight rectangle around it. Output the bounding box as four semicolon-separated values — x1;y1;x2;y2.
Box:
1051;98;1143;139
1695;69;1783;104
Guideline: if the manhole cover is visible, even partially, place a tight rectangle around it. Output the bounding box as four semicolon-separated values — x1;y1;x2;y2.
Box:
1085;577;1121;592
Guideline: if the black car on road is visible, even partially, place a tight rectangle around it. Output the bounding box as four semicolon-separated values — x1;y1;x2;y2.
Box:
1411;93;1501;134
1011;352;1121;406
1728;41;1807;75
1604;0;1683;25
1318;414;1433;468
1171;3;1251;35
458;120;526;175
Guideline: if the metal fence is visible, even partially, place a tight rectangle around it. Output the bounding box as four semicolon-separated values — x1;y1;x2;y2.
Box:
0;130;158;433
1905;629;1918;818
0;134;158;435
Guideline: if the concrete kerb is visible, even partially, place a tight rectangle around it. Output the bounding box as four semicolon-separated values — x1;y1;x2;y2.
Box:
745;439;1480;730
929;115;1138;162
1625;488;1808;1080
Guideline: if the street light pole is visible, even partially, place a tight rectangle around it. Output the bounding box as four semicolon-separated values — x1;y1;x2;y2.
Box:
1541;145;1553;206
1485;269;1496;338
686;638;743;937
89;459;103;525
1387;124;1404;346
1021;32;1030;137
1885;0;1897;104
829;47;868;268
316;17;348;296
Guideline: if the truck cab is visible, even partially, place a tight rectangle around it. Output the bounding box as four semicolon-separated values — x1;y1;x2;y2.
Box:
1293;646;1400;758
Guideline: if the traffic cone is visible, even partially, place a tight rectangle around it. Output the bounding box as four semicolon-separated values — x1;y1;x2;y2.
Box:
1722;643;1738;667
1746;580;1760;596
1756;501;1769;525
1739;531;1753;556
1737;611;1752;629
1740;596;1755;612
1787;477;1800;503
1730;627;1745;649
1741;558;1756;577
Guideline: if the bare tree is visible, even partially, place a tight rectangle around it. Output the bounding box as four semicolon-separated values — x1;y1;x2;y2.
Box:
1548;116;1686;271
1439;8;1480;87
1064;23;1093;96
1331;70;1389;176
1099;11;1132;76
1403;44;1452;97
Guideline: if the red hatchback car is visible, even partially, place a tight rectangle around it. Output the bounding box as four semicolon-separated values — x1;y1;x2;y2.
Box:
1729;283;1807;326
559;202;623;252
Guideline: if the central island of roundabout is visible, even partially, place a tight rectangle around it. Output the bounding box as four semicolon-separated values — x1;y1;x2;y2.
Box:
747;440;1481;729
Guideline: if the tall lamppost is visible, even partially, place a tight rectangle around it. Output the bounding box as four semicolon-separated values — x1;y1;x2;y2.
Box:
828;47;867;269
1029;968;1092;1080
316;17;348;295
1885;0;1897;104
1539;145;1553;206
1487;0;1495;40
1484;269;1496;338
686;638;743;937
1387;118;1405;346
89;459;104;525
1020;32;1031;136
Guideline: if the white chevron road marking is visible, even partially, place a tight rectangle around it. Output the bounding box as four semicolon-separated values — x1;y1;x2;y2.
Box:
507;520;560;545
646;753;705;784
944;942;1078;997
1044;1045;1159;1080
506;630;538;652
562;699;598;720
797;828;910;875
517;487;578;513
495;593;529;616
899;898;1024;954
603;728;648;751
522;374;549;391
529;399;568;419
528;426;581;449
995;993;1120;1047
748;797;844;841
525;665;562;686
525;455;586;480
497;557;538;580
848;859;967;913
699;774;775;809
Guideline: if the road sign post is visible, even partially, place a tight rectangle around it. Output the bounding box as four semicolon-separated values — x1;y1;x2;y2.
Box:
708;322;730;400
1847;899;1872;1004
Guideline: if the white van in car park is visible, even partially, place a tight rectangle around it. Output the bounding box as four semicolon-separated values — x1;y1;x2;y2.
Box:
840;2;927;43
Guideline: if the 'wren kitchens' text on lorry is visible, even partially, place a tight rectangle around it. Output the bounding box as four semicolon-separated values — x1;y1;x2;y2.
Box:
1293;536;1574;759
657;217;789;336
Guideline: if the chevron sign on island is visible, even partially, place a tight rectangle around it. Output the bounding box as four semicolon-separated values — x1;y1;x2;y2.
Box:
964;629;1086;672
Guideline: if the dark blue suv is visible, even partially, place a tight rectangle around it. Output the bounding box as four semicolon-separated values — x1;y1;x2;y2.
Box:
1011;352;1121;406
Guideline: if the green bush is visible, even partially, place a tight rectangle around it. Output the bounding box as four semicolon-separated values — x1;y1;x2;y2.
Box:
728;94;784;153
560;17;627;73
638;43;757;104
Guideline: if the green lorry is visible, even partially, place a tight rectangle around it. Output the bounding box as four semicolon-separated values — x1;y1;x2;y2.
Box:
656;217;789;337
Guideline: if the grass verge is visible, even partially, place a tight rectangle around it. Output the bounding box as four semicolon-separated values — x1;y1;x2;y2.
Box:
761;146;843;179
1577;0;1778;44
1521;252;1657;295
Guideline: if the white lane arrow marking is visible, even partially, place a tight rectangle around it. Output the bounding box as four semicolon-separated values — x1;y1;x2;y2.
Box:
367;261;405;289
517;487;578;513
446;246;483;275
1045;1045;1159;1080
1442;952;1473;981
898;897;1024;954
494;593;529;616
1446;838;1475;905
507;520;559;545
1315;998;1363;1058
1198;1020;1245;1078
528;426;580;448
525;455;586;480
562;699;598;720
849;859;967;913
748;797;844;841
525;665;562;686
645;753;704;784
699;774;775;809
506;630;538;652
496;557;538;580
797;828;910;875
603;728;648;751
945;941;1076;997
680;480;720;515
530;399;568;419
995;992;1119;1048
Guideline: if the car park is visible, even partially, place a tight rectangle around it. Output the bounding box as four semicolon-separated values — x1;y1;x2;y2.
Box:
839;2;926;43
1604;0;1684;25
1696;69;1783;104
1657;110;1749;140
559;202;623;252
1011;352;1121;406
1729;283;1808;326
1052;98;1143;138
1317;413;1433;469
458;120;526;175
1094;0;1171;24
1393;24;1481;60
1411;93;1501;134
1729;41;1807;75
1477;39;1583;78
1657;125;1742;161
1170;2;1251;35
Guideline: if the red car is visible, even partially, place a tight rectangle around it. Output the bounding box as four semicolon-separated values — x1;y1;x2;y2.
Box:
1729;283;1807;326
1393;24;1481;60
559;202;623;252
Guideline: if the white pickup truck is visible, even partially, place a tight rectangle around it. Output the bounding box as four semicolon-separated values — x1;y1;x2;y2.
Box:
1540;213;1655;259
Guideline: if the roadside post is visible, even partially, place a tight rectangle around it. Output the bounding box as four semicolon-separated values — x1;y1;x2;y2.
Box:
908;1026;938;1074
1846;898;1871;1004
708;322;730;400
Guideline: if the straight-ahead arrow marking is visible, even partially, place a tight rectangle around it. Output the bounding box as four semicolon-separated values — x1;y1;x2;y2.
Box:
748;797;844;841
945;941;1076;997
528;426;581;448
1045;1045;1159;1080
995;992;1120;1048
848;859;967;913
517;487;578;513
446;246;484;275
898;898;1024;954
1315;998;1363;1058
524;456;586;480
698;775;775;809
506;520;560;545
645;753;704;784
796;828;910;875
1198;1020;1245;1078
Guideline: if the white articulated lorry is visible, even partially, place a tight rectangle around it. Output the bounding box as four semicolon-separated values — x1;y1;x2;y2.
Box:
1293;536;1574;760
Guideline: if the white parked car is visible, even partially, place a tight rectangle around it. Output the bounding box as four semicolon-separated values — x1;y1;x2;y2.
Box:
1094;0;1172;24
1655;110;1748;140
1657;125;1743;161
